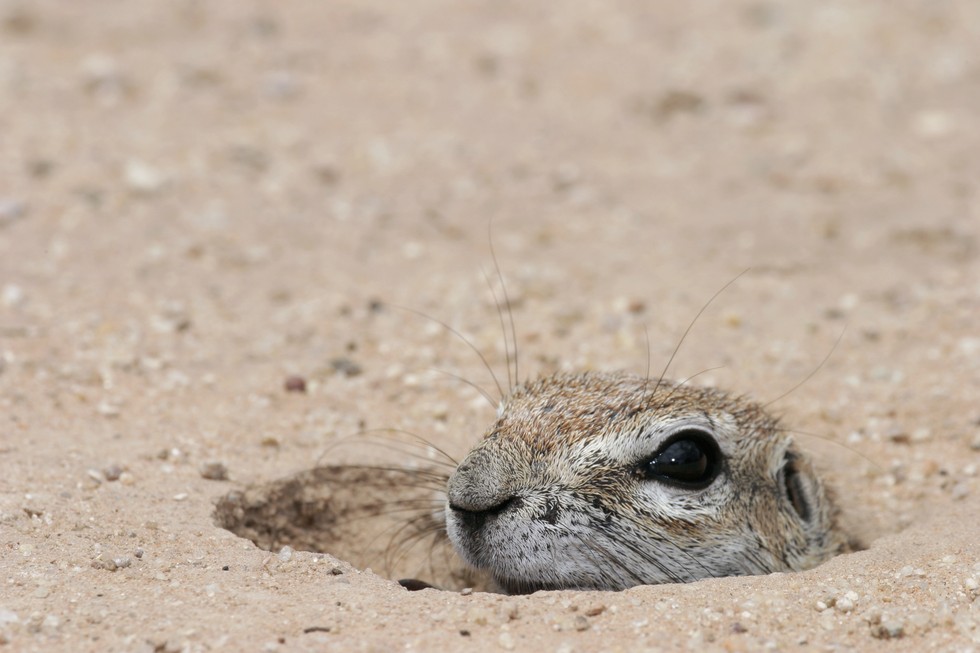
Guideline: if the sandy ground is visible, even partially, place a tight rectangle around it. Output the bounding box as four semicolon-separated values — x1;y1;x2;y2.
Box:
2;1;980;651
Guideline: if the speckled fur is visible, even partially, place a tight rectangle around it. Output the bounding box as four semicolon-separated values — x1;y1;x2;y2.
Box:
445;372;848;593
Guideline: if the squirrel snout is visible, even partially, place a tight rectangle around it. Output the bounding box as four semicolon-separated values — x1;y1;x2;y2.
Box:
448;496;519;531
447;449;516;521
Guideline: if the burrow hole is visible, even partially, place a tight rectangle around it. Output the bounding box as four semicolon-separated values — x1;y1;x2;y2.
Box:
214;465;484;591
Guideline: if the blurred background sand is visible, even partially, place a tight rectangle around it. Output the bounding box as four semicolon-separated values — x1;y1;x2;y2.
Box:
1;1;979;650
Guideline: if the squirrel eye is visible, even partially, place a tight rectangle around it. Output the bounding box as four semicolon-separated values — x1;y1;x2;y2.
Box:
641;430;720;487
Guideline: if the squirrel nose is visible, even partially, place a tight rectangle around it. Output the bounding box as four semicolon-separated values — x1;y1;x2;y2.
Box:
447;447;515;519
448;495;519;531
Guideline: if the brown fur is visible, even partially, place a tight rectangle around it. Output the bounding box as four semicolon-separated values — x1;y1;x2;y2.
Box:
445;371;848;593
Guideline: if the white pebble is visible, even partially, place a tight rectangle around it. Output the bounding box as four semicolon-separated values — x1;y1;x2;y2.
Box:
1;284;24;308
880;618;905;638
0;198;27;225
958;338;980;356
97;401;120;417
124;160;166;194
911;427;931;442
835;592;857;613
278;546;293;562
913;110;955;138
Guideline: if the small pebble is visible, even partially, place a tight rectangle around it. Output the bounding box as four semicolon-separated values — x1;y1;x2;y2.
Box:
199;462;229;481
723;311;742;328
173;493;188;501
28;159;53;178
498;631;515;650
886;427;910;444
103;464;124;482
330;357;362;377
460;587;473;596
835;593;856;613
25;612;43;634
573;615;590;631
1;284;24;308
92;557;117;571
911;427;931;442
97;401;121;417
913;110;954;138
278;545;293;562
651;89;705;122
283;375;307;393
873;618;905;639
957;338;980;357
312;161;340;186
134;548;144;559
0;198;27;227
124;160;166;194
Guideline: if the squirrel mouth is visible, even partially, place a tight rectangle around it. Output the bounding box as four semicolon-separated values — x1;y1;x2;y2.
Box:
447;507;614;593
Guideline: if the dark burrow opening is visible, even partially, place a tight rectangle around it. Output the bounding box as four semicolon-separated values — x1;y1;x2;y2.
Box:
214;465;485;591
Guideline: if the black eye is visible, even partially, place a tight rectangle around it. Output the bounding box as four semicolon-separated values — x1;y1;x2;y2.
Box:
641;430;720;487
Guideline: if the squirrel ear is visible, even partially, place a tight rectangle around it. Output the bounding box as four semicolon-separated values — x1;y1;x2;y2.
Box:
780;450;815;523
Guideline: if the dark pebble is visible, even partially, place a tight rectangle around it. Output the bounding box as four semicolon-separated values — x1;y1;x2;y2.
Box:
284;375;307;393
330;357;362;377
